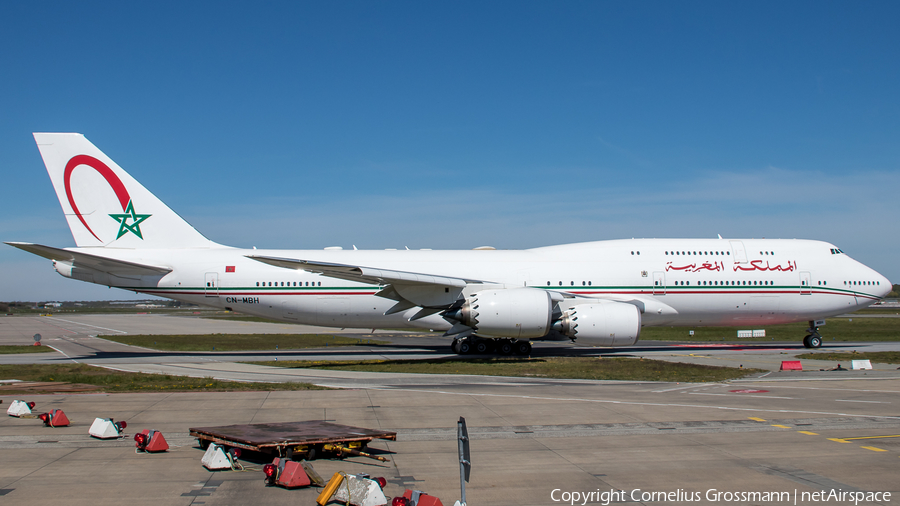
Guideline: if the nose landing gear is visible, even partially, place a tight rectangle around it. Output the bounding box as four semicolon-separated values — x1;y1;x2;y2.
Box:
803;321;823;348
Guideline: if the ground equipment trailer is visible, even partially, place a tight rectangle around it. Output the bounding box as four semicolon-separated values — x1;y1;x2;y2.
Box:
190;420;397;461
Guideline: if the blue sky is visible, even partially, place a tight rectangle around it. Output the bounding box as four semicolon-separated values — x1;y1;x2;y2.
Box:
1;1;898;301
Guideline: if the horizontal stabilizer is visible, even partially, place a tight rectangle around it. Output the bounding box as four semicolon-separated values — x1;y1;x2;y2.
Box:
6;242;172;277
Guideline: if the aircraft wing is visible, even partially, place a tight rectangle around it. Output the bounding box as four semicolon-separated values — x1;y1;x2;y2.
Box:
246;255;490;312
246;255;484;287
6;242;172;276
246;255;587;321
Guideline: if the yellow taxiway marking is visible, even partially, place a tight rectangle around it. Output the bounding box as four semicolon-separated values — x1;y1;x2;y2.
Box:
748;417;766;422
771;424;791;429
828;438;850;443
798;431;819;435
839;435;900;441
860;446;888;452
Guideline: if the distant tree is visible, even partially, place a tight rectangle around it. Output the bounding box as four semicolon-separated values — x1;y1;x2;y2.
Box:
891;284;900;298
0;302;8;313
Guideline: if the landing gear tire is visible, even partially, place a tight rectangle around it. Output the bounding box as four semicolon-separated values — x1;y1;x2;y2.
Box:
458;339;473;354
515;341;532;355
803;334;822;348
451;339;460;354
475;339;491;354
498;340;514;355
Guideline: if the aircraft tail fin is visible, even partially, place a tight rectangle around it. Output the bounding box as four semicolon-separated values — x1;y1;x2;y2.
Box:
33;133;218;249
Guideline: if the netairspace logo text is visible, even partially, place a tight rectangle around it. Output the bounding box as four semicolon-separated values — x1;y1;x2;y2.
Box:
550;488;892;505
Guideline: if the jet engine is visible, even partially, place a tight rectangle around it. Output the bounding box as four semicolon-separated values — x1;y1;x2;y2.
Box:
444;288;553;339
552;302;641;346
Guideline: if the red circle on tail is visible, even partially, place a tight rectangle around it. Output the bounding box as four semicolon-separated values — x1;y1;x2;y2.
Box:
63;155;131;241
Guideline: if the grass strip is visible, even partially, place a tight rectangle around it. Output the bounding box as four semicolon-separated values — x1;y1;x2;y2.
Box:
642;316;900;342
99;333;387;351
0;345;56;354
795;352;900;364
249;357;763;382
0;363;326;393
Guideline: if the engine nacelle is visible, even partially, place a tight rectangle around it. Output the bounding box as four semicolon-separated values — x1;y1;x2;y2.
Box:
447;288;553;339
552;302;641;347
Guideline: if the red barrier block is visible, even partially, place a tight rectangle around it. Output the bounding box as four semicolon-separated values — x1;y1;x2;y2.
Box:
402;489;444;506
270;457;312;488
780;360;802;371
135;429;169;452
38;409;70;427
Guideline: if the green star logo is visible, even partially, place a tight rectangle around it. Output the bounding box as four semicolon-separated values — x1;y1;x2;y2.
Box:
109;200;151;240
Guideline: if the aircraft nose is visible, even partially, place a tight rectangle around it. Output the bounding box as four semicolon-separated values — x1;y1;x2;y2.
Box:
878;274;892;298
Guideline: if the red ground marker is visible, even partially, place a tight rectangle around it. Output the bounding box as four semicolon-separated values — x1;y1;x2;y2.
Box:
780;360;802;371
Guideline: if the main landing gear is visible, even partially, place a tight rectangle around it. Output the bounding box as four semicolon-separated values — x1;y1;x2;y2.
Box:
451;337;532;356
803;320;823;349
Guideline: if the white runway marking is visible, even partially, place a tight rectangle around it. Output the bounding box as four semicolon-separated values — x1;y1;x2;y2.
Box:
835;399;888;404
652;383;718;393
689;392;794;399
44;317;128;334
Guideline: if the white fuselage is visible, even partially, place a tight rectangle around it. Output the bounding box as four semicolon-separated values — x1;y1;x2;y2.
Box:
67;238;891;337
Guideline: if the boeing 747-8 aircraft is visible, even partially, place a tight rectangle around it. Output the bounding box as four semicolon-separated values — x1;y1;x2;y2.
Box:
7;133;892;354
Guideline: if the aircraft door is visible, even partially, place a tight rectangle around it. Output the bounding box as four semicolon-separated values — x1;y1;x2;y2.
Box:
282;300;298;320
729;240;748;264
653;271;665;295
204;272;219;297
800;271;811;295
317;297;350;325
